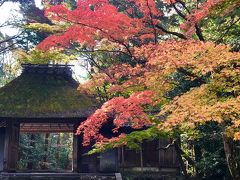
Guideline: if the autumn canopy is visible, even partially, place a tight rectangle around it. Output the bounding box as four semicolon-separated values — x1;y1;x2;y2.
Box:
32;0;240;178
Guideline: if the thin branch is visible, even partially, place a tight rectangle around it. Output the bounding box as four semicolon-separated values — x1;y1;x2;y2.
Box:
172;3;187;20
0;0;7;7
158;140;175;150
194;24;205;41
176;0;190;14
0;35;17;45
56;14;134;58
155;24;187;39
0;43;17;54
215;17;240;44
76;49;131;57
146;0;158;44
175;0;205;41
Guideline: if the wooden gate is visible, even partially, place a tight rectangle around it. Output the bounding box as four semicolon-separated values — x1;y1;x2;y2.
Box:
4;121;20;172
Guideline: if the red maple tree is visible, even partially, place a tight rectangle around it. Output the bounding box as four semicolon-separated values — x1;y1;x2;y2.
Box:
34;1;240;178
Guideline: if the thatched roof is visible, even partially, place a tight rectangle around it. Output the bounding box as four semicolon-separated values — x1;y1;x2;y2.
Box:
0;64;97;118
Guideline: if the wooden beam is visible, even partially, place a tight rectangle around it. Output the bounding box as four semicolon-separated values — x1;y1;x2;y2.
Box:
0;117;84;124
20;123;75;133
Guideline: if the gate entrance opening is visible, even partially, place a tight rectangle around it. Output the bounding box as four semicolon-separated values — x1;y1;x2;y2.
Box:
17;123;76;172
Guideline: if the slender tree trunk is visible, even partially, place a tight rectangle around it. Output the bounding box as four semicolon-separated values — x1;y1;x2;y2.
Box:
42;133;49;170
174;138;189;179
222;133;240;180
27;134;35;170
56;134;60;165
63;133;70;169
194;143;203;178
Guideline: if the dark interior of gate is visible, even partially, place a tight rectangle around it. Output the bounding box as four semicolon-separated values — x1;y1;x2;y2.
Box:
0;64;180;176
18;123;74;171
0;119;83;173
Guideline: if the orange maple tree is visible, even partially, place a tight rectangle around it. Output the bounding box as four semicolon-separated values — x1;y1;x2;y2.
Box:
77;40;240;145
76;40;240;178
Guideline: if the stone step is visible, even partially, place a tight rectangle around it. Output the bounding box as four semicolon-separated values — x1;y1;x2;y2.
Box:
0;173;120;180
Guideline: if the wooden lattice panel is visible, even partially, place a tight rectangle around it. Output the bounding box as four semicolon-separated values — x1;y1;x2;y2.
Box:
0;120;6;128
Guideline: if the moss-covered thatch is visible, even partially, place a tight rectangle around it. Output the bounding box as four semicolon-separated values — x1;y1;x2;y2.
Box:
0;65;97;118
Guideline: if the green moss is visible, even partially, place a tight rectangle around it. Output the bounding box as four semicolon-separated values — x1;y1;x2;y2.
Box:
0;73;97;117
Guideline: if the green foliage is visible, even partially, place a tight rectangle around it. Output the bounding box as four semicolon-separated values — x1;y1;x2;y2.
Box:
0;67;6;87
88;126;167;154
194;122;231;179
25;23;68;34
201;0;240;50
17;49;76;64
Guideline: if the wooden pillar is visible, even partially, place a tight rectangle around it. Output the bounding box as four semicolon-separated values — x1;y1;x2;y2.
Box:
0;128;6;171
72;132;81;172
140;144;143;172
3;120;20;172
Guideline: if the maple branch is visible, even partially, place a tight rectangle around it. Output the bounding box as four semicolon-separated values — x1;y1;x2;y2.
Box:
76;49;131;57
172;3;186;20
155;24;187;39
175;0;205;41
176;0;190;14
0;0;7;7
82;53;105;72
158;140;175;150
194;25;205;42
0;35;19;45
146;0;158;44
81;52;114;80
0;42;17;54
55;14;135;59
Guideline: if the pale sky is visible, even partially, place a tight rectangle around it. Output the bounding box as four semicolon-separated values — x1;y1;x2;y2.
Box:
0;1;22;36
0;0;43;35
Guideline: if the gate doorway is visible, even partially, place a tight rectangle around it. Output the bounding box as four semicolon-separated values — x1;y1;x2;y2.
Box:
17;123;76;172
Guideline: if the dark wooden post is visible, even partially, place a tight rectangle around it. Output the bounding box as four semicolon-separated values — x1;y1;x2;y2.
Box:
72;134;81;172
73;123;82;172
3;120;20;172
41;133;49;170
27;134;35;170
0;127;6;171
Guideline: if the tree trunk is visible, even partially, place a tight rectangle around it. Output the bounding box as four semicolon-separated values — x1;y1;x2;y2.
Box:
27;134;35;170
55;134;60;164
42;133;49;170
194;142;203;178
174;138;189;179
222;133;239;180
